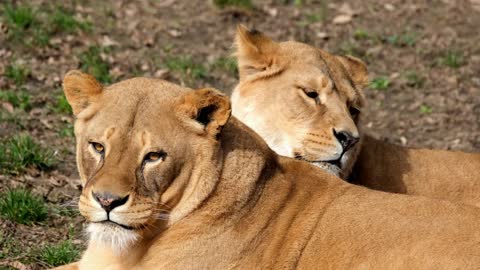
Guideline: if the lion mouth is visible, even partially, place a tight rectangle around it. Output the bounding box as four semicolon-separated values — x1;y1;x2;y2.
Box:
93;220;136;230
323;158;341;168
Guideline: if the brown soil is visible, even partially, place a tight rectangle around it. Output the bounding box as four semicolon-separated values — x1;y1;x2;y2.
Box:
0;0;478;268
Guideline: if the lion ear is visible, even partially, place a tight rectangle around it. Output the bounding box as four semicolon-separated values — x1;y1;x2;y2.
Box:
336;55;369;88
62;70;103;115
177;88;231;139
235;24;280;80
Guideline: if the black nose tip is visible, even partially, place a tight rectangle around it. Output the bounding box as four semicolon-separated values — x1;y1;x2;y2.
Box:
93;192;129;212
333;130;359;152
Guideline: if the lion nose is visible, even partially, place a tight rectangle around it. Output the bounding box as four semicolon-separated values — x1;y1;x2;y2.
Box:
93;192;129;212
333;129;359;152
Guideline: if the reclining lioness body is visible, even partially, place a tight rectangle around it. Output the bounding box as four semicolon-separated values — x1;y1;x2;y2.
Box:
55;71;480;269
231;26;480;207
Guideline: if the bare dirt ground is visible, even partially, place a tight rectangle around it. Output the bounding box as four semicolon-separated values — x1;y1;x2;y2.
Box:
0;0;479;268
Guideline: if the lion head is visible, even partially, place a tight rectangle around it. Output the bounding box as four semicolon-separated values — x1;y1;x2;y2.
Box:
231;25;368;179
63;71;232;253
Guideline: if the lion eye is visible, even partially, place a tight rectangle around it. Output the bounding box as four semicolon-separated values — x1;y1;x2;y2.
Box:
305;91;319;99
349;107;360;118
299;86;319;100
144;151;166;163
90;142;105;154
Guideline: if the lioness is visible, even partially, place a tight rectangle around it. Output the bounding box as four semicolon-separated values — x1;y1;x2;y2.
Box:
55;70;480;269
231;25;480;207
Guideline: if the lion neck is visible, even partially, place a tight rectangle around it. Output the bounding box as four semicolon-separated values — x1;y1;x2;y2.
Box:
160;116;276;229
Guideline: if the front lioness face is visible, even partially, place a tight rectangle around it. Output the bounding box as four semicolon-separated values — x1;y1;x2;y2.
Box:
232;26;368;178
63;71;230;252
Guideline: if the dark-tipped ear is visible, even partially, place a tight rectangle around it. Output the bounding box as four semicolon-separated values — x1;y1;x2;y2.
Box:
235;24;280;80
336;55;369;88
177;88;231;139
62;70;103;115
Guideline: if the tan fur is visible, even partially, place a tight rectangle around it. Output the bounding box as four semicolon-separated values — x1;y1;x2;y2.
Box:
353;135;480;207
231;26;480;207
54;71;480;269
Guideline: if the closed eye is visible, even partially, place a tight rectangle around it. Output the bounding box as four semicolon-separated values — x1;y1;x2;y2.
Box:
298;86;320;101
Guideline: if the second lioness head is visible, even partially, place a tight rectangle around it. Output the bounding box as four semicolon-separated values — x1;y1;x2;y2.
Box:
232;25;368;178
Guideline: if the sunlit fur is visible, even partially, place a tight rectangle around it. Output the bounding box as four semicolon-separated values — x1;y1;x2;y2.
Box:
52;71;480;270
231;26;367;179
86;223;139;254
231;26;480;207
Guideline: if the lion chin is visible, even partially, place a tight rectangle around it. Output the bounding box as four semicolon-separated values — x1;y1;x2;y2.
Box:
86;223;140;254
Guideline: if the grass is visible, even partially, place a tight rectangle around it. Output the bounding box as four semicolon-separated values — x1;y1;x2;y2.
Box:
370;77;390;90
32;27;51;47
5;64;30;86
3;4;91;47
3;4;43;46
166;56;207;82
79;46;112;84
213;0;253;8
0;110;25;128
338;41;366;58
305;12;324;23
37;240;80;267
354;29;372;40
404;71;425;88
0;188;48;225
441;51;464;68
0;89;32;110
0;232;23;260
51;8;91;33
211;57;238;77
59;123;74;138
420;104;433;114
53;93;73;114
0;134;54;175
4;5;36;31
51;204;78;217
386;32;417;47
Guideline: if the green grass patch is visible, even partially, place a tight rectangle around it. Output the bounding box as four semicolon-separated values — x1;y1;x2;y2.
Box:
4;5;36;31
0;134;54;175
51;204;78;217
305;12;324;23
3;4;91;47
0;89;31;110
441;51;464;68
166;56;207;82
0;110;25;128
37;240;80;267
386;32;417;47
404;71;425;88
59;123;74;138
0;188;48;225
79;46;112;84
0;231;23;260
354;29;371;40
420;104;432;114
5;64;30;86
213;0;253;9
211;57;238;76
51;8;91;33
337;41;366;58
370;77;390;91
52;93;73;114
